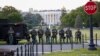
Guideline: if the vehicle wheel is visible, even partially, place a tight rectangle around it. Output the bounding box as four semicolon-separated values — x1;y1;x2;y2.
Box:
15;40;18;44
13;39;18;45
6;39;10;44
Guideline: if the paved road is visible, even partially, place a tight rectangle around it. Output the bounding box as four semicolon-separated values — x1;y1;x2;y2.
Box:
0;43;89;56
0;39;100;56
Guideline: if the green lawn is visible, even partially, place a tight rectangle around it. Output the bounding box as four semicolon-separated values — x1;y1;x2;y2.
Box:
0;41;6;45
0;39;28;45
18;39;28;44
43;48;100;56
71;29;100;39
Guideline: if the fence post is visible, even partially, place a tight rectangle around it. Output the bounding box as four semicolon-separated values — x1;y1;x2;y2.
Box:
32;43;34;56
60;37;62;50
30;43;32;56
85;33;87;42
36;41;38;56
82;34;84;48
25;45;27;56
71;37;73;50
31;42;33;56
42;38;44;55
28;43;30;56
51;37;53;52
95;33;97;46
20;45;23;56
16;48;19;56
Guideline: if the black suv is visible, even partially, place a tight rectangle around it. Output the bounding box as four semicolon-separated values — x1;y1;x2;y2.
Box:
0;19;30;44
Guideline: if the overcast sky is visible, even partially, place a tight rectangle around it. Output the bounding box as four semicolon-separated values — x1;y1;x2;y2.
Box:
0;0;99;11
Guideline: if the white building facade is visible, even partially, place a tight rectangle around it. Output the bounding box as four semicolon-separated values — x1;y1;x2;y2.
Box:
30;9;62;26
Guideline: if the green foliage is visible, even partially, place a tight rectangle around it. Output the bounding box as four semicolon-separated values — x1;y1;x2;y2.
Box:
61;10;76;27
74;15;82;28
0;6;23;23
60;7;66;18
93;1;100;27
0;12;3;19
2;6;18;16
23;13;43;29
60;7;67;27
7;12;23;23
61;1;100;28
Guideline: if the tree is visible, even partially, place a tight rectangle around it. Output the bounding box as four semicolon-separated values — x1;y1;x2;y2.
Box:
23;13;43;29
35;14;43;25
74;15;82;28
0;6;23;23
60;7;67;27
7;12;23;23
61;1;100;28
61;10;77;27
73;1;100;27
23;13;35;28
2;6;18;16
98;2;100;12
0;12;3;19
93;2;100;27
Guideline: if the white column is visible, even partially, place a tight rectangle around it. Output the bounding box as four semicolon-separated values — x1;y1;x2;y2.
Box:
48;14;51;25
46;14;47;25
54;14;55;25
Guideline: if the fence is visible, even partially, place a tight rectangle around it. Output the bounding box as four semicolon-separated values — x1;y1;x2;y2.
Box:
13;33;98;56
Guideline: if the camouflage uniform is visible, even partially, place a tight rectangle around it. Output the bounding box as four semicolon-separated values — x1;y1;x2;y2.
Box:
38;29;44;43
45;28;51;44
66;28;72;43
52;29;57;43
8;27;14;45
31;29;37;44
59;29;65;43
75;29;81;43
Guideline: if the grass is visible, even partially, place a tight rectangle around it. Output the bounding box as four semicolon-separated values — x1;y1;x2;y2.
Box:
0;41;6;45
18;39;28;44
71;28;100;39
43;48;100;56
0;39;28;45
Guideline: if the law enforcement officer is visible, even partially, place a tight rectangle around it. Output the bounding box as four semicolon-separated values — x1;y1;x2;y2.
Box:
52;28;57;43
31;29;37;44
45;28;51;44
75;29;81;43
38;28;44;43
66;28;72;43
8;27;14;45
59;29;65;43
24;27;30;42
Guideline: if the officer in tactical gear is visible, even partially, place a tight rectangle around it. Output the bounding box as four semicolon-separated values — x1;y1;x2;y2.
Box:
38;28;44;43
8;27;14;45
45;28;51;44
31;29;37;44
75;29;81;43
25;28;30;42
52;28;57;43
59;29;65;43
66;28;72;43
